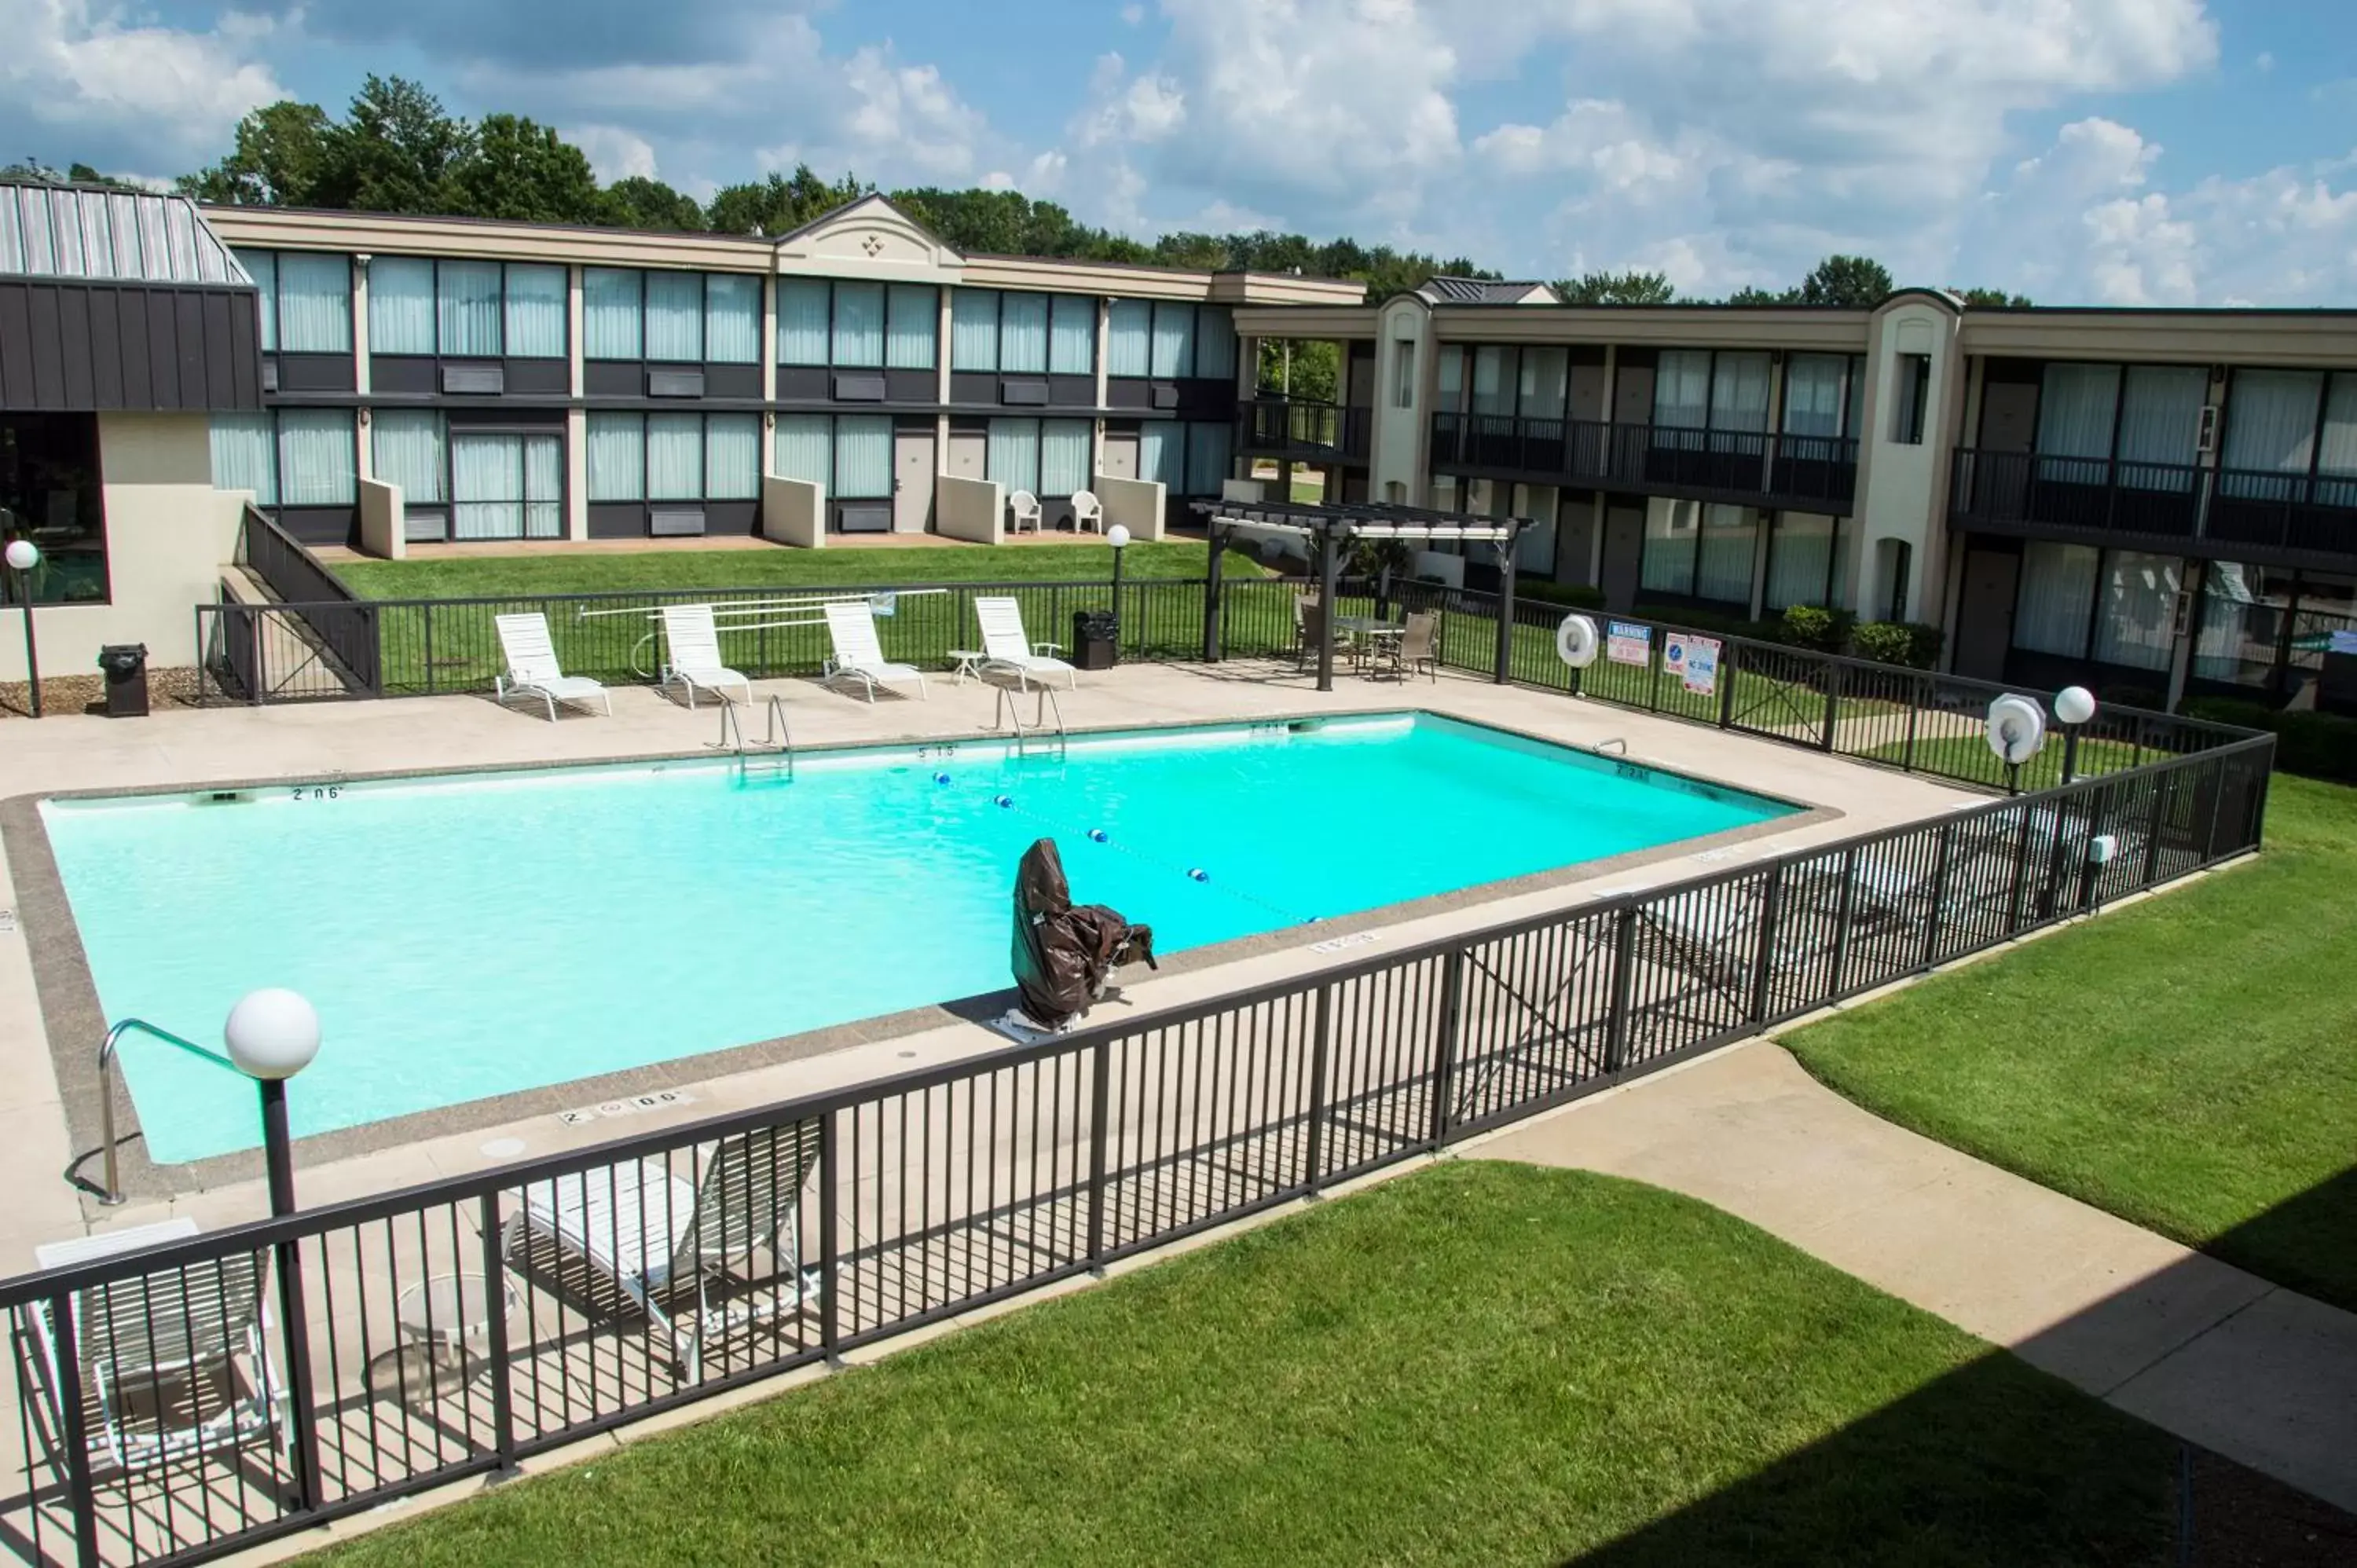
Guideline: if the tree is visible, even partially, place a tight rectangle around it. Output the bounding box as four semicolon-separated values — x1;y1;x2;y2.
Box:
1255;339;1339;402
1954;285;2034;309
603;175;706;232
442;115;606;224
179;101;337;206
331;75;475;214
1794;254;1894;307
1555;269;1676;305
1723;284;1794;306
707;166;868;236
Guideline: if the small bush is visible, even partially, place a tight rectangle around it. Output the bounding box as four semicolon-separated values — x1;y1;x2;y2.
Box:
1780;603;1856;654
1631;603;1783;645
2183;697;2357;784
1516;580;1607;610
1851;620;1945;669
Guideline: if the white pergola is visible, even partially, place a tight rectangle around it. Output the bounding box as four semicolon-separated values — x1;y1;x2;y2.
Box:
1190;499;1533;692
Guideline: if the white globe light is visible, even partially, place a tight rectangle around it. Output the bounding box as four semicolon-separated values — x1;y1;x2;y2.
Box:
2054;685;2098;727
224;989;322;1081
2;540;38;573
1105;524;1132;550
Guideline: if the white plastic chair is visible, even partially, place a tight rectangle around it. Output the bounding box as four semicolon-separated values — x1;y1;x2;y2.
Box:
822;601;927;702
1008;489;1043;535
1070;490;1104;535
974;596;1076;691
494;613;612;721
658;604;754;709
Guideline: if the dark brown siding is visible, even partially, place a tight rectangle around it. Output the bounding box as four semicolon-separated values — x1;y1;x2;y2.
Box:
0;280;261;412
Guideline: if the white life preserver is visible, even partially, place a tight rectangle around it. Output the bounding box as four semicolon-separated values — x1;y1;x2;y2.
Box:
1985;693;2047;766
1555;613;1600;669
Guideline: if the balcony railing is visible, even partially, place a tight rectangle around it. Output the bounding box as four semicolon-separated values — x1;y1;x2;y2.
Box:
1948;448;2357;567
1237;399;1373;463
1429;412;1859;511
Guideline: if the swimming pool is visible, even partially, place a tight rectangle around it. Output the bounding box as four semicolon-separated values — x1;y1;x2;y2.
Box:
41;713;1795;1163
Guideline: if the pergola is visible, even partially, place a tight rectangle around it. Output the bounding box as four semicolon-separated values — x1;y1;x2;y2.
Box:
1190;499;1533;692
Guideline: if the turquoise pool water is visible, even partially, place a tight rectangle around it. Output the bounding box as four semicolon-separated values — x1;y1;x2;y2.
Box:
42;713;1792;1163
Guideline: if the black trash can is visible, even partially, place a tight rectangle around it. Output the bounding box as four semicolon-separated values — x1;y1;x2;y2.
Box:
97;643;149;718
1071;609;1119;671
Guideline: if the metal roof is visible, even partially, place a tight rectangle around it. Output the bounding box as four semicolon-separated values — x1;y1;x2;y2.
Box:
1419;276;1557;306
0;181;253;286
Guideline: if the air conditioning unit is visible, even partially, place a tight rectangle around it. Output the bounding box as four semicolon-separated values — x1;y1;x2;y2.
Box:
649;507;707;537
2196;405;2220;455
647;369;705;398
403;508;449;544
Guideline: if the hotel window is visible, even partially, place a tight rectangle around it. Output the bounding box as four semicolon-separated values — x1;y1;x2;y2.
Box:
2221;371;2357;504
951;288;1001;372
1891;354;1932;445
1710;354;1772;433
581;269;759;362
1470;347;1514;418
2038;361;2205;488
1105;300;1231;381
2092;551;2182;671
1653;351;1712;430
0;413;108;606
233;248;353;354
365;258;566;357
1435;345;1464;416
370;409;446;504
1782;354;1850;443
587;412;761;504
778;280;940;370
1518;348;1570;422
1640;500;1699;595
953;290;1095;377
1393;340;1417;409
1149;302;1194;378
209;408;357;509
1133;420;1237;496
1638;500;1756;605
2011;540;2100;657
832;282;885;367
984;418;1092;496
2192;562;2293;687
1107;300;1151;378
768;414;893;499
1048;295;1095;376
888;284;937;369
999;293;1050;374
1764;513;1846;610
449;430;563;540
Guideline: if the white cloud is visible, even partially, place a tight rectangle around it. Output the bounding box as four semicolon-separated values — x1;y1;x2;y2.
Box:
0;0;284;164
566;124;659;183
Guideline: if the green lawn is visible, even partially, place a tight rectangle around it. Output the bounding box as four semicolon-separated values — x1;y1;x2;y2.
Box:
319;1164;2179;1567
1864;732;2175;792
334;540;1238;601
1787;775;2357;1312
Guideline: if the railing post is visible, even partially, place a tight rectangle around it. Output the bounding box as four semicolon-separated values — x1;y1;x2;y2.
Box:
1902;676;1923;771
1086;1038;1113;1266
2006;809;2037;932
477;1193;518;1472
49;1289;101;1568
1602;906;1639;1075
422;603;436;698
1747;859;1785;1024
1303;984;1333;1193
1921;823;1955;968
1717;639;1739;730
2143;768;2171;887
1827;848;1858;997
1203;535;1225;663
1428;950;1465;1146
1819;658;1842;751
818;1108;841;1356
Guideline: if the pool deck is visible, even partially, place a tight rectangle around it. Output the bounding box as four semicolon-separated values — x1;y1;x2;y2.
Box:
0;660;1970;1264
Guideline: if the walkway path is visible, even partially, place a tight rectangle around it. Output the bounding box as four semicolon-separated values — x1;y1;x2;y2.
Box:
1475;1039;2357;1515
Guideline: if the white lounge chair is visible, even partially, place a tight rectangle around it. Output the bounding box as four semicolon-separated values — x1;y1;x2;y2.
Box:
974;595;1076;691
1007;489;1043;536
508;1121;823;1380
823;601;927;702
659;604;754;709
29;1220;286;1475
1070;489;1105;535
494;613;612;721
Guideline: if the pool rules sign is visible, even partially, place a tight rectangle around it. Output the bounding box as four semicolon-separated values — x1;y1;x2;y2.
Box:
1665;632;1722;695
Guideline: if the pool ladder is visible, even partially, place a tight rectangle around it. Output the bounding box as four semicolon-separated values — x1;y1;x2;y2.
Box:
84;1018;238;1204
713;696;796;782
994;682;1068;757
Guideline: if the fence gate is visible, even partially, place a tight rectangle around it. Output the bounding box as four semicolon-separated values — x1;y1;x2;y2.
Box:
203;603;382;704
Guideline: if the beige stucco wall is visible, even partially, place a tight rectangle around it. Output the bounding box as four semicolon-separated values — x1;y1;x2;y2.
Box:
1371;296;1433;505
937;474;1004;545
1093;474;1167;542
761;476;826;548
357;478;407;561
2;412;244;682
1849;298;1965;625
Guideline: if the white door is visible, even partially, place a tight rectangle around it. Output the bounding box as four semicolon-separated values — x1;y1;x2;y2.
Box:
893;427;935;533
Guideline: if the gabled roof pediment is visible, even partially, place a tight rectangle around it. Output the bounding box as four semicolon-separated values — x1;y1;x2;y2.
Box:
772;193;963;283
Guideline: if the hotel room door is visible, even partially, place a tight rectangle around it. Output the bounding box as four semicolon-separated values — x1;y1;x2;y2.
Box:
893;427;935;533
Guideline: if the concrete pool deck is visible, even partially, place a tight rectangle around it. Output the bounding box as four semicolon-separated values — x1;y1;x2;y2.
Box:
0;659;1971;1265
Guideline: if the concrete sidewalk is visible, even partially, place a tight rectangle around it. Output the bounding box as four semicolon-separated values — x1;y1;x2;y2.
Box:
1475;1040;2357;1515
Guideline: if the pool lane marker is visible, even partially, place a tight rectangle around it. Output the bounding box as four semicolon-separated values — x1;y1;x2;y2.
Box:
555;1088;697;1129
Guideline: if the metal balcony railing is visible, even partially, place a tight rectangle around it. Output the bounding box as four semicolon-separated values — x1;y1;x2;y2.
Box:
1428;413;1860;511
1948;448;2357;567
1237;399;1373;462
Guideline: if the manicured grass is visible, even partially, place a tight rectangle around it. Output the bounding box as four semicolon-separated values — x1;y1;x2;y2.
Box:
1787;775;2357;1312
1865;732;2169;789
334;540;1240;601
320;1164;2178;1567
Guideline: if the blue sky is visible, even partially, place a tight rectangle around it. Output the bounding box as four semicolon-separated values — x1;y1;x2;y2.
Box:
6;0;2354;304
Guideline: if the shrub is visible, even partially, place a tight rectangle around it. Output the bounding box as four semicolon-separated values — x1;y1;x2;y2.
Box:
1516;580;1607;610
2095;684;2168;712
2183;697;2357;784
1631;603;1783;645
1852;621;1945;669
1780;603;1856;654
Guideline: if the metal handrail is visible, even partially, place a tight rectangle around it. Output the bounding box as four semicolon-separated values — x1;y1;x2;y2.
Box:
710;695;796;779
90;1019;239;1206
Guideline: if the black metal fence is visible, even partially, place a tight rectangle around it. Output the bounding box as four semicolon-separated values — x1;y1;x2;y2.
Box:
0;723;2272;1566
222;510;379;700
1429;413;1860;511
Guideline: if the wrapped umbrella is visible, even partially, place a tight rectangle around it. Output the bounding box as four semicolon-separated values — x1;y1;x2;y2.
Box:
1010;838;1157;1031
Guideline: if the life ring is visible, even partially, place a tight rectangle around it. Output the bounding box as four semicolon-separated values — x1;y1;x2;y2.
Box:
1555;614;1600;669
1985;694;2047;766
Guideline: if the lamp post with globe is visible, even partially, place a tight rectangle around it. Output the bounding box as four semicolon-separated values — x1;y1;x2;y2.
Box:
5;538;40;718
1107;523;1131;653
2054;685;2098;785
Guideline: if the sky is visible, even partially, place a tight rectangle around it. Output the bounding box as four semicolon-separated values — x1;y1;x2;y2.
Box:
5;0;2355;305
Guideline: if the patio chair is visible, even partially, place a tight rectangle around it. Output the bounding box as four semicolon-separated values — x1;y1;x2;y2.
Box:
1070;490;1105;535
1007;489;1043;536
658;604;754;709
493;612;613;721
974;595;1076;691
1295;597;1348;672
27;1223;285;1476
508;1119;824;1381
1375;610;1439;683
822;600;928;703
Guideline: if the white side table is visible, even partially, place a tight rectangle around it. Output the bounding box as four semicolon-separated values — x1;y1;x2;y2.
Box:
947;650;987;684
375;1271;516;1400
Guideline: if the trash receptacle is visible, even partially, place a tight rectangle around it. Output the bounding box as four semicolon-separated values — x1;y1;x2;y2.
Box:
1071;609;1119;671
97;643;149;718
